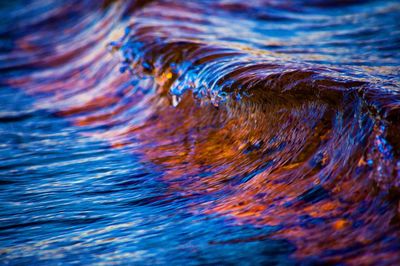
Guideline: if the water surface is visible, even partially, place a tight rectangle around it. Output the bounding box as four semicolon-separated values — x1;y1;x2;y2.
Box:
1;0;399;265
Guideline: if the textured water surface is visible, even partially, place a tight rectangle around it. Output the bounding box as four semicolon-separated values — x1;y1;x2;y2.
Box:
0;0;400;265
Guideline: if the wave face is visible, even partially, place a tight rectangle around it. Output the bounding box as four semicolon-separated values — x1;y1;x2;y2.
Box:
1;0;400;264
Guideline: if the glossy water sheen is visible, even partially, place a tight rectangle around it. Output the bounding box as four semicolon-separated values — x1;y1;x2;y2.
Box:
1;0;399;265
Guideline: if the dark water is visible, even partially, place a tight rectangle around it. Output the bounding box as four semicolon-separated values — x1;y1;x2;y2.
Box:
1;0;399;265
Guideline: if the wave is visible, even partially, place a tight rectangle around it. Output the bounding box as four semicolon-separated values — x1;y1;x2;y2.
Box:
1;0;400;264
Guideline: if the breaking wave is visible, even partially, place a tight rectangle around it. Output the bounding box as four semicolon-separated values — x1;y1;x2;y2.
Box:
1;0;399;264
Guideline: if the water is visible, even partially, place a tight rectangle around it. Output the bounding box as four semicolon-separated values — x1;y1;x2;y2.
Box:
1;0;399;265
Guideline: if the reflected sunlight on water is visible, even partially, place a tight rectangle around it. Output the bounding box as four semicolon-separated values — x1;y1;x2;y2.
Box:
0;0;399;265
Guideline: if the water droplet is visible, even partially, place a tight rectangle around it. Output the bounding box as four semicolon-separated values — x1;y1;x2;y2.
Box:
172;95;181;107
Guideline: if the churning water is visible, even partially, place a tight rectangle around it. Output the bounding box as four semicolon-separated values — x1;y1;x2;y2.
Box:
0;0;399;265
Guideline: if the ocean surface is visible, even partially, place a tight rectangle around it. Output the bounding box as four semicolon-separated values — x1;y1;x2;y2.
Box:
0;0;399;265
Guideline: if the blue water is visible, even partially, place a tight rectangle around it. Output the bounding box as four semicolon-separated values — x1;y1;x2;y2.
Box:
1;0;400;265
0;87;300;264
